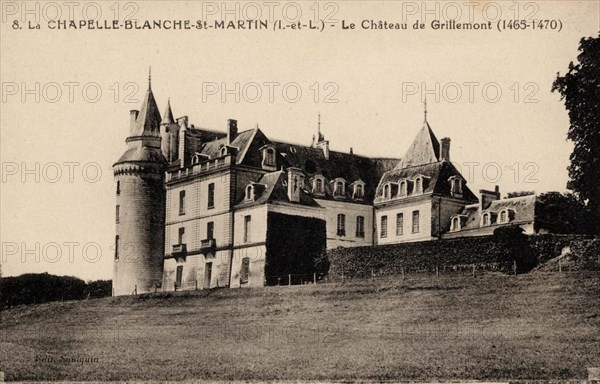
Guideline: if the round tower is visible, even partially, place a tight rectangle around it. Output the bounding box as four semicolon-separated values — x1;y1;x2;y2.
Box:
112;76;167;296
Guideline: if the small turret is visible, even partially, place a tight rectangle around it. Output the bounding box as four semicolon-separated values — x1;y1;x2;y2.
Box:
161;99;180;163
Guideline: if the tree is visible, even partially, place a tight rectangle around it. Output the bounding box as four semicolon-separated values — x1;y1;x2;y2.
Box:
493;225;535;273
552;33;600;224
536;191;595;234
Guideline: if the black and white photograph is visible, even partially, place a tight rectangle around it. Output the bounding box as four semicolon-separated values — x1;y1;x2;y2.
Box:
0;1;599;382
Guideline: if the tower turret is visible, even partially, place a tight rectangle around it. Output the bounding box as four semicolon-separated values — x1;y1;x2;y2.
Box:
112;71;167;296
160;99;180;163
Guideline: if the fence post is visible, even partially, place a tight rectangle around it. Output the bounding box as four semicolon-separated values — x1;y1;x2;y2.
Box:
288;274;291;286
278;277;281;286
195;280;198;291
402;267;405;281
174;282;177;292
342;271;345;284
436;265;439;280
558;259;562;273
313;273;317;284
472;264;475;278
513;260;517;276
134;285;137;295
371;268;374;282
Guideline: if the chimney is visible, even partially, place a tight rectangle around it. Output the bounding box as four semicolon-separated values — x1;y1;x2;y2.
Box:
287;167;305;203
441;137;451;161
479;185;501;211
129;110;139;134
317;140;330;160
227;119;238;144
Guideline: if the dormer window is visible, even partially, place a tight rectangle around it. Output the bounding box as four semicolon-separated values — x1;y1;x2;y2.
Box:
498;209;514;224
332;178;346;198
450;216;461;232
220;146;227;157
414;177;423;194
449;176;463;197
313;176;325;195
482;212;491;226
353;182;365;200
260;144;277;171
191;154;201;165
246;185;253;201
383;184;391;200
399;180;407;197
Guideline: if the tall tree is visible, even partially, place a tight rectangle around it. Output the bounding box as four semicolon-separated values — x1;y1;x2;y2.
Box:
552;33;600;222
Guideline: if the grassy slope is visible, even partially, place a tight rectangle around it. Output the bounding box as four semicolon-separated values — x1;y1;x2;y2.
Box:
0;272;598;381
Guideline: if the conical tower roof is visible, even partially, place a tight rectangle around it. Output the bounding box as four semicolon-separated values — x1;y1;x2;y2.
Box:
396;120;440;169
133;86;162;136
162;98;175;124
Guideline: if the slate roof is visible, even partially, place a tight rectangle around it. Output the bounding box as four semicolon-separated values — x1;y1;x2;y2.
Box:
455;194;537;231
395;121;440;169
234;170;321;208
133;87;162;137
376;161;478;202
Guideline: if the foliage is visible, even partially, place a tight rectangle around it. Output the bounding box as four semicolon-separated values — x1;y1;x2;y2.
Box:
552;33;600;223
536;191;596;234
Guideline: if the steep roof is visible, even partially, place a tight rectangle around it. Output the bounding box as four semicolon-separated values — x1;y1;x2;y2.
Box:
376;161;478;202
234;170;320;208
133;87;162;137
396;121;440;169
162;99;175;124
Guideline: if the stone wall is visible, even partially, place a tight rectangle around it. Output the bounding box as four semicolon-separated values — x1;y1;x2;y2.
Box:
327;234;600;279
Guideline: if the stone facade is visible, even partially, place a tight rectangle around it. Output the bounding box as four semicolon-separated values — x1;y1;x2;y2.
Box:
113;81;543;295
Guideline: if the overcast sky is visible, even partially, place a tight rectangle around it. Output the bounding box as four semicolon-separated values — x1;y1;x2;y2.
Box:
1;1;598;280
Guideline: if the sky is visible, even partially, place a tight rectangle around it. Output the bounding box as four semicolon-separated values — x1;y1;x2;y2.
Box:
1;0;599;280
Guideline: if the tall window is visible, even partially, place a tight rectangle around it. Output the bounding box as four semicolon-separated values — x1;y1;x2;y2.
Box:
114;235;119;260
500;210;507;223
482;213;490;226
246;185;253;200
356;216;365;237
396;213;404;236
337;213;346;236
116;180;120;195
244;215;251;243
241;257;250;283
399;181;407;196
451;177;463;195
381;216;388;238
116;205;120;224
315;178;323;194
451;217;461;231
179;190;186;215
178;227;185;244
415;177;423;194
265;148;275;166
207;221;214;240
383;184;390;199
176;266;183;288
207;183;215;209
412;210;420;233
334;181;345;196
354;184;364;199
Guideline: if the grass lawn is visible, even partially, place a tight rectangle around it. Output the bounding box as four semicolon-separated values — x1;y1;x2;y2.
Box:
0;271;598;381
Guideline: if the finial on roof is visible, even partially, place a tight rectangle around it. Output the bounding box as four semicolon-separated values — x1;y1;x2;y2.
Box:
148;66;152;90
317;112;325;142
424;96;427;121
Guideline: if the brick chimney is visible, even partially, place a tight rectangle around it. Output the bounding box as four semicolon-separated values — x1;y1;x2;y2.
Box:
479;185;500;210
440;137;451;161
227;119;238;144
287;167;305;203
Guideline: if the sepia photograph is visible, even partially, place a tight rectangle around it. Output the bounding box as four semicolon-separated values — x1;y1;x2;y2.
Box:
0;1;599;382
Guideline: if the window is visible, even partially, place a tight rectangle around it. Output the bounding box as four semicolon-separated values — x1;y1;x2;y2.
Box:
450;177;463;195
265;148;275;166
396;213;404;236
207;183;215;209
380;216;388;238
482;213;490;226
179;190;186;215
337;213;346;236
116;180;120;195
415;177;423;194
241;257;250;283
334;181;345;196
451;217;461;231
176;266;183;288
399;180;407;196
383;184;390;199
412;210;420;233
116;205;120;224
191;154;201;165
244;215;251;243
354;183;364;199
220;146;227;157
499;210;507;223
314;178;324;194
207;221;214;240
246;185;253;200
114;235;119;260
356;216;365;237
178;227;185;244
